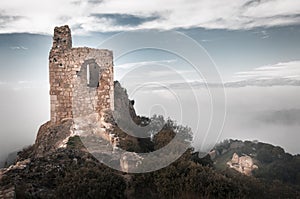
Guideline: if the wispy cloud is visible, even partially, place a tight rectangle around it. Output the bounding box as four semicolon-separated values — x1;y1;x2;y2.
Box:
223;61;300;87
11;80;48;90
225;60;300;87
0;0;299;34
253;30;270;39
131;60;300;89
224;78;300;87
116;59;177;69
17;80;32;84
10;46;28;50
233;60;300;81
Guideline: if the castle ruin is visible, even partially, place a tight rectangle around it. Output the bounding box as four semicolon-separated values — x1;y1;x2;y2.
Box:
49;25;114;124
35;25;140;171
227;153;258;176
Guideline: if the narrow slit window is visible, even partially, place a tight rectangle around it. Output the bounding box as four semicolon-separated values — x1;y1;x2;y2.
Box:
87;64;90;86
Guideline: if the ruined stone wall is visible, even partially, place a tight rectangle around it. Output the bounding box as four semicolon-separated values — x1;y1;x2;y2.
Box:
49;25;114;124
226;153;258;176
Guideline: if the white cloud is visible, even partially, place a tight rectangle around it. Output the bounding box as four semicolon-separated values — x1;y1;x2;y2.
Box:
212;60;300;87
0;0;300;34
233;60;300;81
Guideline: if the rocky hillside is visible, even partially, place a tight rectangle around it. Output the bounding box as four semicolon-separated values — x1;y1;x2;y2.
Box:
1;138;299;198
212;139;300;185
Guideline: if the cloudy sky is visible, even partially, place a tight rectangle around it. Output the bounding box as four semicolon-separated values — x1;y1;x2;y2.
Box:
0;0;300;164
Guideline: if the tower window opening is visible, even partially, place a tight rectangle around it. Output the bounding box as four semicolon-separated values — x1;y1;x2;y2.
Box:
87;64;90;86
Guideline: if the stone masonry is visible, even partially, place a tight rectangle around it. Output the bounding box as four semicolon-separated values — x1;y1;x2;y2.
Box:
49;25;114;124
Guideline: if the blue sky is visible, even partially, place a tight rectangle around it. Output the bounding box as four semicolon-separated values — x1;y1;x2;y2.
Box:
0;0;300;162
1;26;300;83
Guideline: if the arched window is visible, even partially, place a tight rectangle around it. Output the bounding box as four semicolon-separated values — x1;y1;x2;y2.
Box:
77;59;100;88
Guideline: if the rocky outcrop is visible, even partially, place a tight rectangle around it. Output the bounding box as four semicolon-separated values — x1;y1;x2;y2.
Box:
227;153;258;176
0;159;31;181
0;159;31;198
34;120;74;157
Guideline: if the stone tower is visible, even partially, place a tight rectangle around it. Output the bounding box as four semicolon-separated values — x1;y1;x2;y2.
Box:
49;25;114;124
